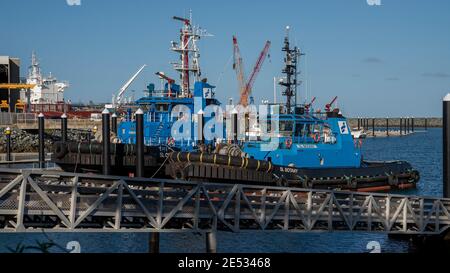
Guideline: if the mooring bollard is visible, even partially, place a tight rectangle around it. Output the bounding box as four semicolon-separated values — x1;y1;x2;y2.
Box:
102;108;111;175
443;94;450;198
5;127;11;162
111;113;117;135
197;109;204;145
38;113;45;168
135;108;144;178
386;118;389;137
206;231;217;253
61;113;67;143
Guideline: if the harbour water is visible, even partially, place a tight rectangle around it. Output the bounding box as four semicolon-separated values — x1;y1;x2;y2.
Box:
0;128;442;253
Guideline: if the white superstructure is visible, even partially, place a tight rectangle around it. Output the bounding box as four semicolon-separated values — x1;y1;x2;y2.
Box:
20;51;69;104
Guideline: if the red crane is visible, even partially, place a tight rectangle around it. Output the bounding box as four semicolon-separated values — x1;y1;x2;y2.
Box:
305;96;316;111
233;36;271;106
325;96;338;112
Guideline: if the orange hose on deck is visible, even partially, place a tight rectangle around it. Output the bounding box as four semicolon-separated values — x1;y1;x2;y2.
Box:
357;185;391;192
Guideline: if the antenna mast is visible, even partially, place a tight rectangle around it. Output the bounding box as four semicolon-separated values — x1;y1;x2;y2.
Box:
172;12;212;97
279;26;303;114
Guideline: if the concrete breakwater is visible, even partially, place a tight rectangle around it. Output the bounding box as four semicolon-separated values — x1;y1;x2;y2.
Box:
347;117;442;128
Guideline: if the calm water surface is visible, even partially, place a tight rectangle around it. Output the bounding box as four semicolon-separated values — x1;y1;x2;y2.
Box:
0;128;442;253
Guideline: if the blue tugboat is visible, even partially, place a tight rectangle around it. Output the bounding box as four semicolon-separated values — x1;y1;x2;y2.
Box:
53;17;419;192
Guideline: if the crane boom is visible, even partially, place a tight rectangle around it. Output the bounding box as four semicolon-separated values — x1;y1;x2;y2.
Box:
116;64;147;106
240;40;271;106
325;96;338;112
232;36;246;105
305;96;316;110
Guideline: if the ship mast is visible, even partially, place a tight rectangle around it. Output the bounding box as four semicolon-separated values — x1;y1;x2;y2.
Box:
171;12;211;97
28;51;42;84
279;26;302;114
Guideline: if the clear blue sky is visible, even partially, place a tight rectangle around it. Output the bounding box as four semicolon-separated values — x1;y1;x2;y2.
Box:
1;0;449;117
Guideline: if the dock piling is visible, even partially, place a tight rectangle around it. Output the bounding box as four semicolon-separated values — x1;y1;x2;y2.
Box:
206;231;217;253
386;118;389;137
404;117;407;135
61;113;67;143
111;113;117;135
102;109;111;175
357;117;360;130
135;109;144;178
412;117;415;132
5;127;11;162
444;94;450;198
232;108;238;143
407;117;410;134
38;113;45;169
197;109;204;145
400;118;403;136
372;118;375;137
149;233;160;253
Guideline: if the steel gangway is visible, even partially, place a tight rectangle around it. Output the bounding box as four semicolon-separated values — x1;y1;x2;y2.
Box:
0;168;449;235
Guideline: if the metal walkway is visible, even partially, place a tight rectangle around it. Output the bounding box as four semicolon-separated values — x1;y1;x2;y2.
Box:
0;168;449;235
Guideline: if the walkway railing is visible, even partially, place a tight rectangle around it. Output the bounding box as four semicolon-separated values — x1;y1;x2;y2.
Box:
0;168;449;234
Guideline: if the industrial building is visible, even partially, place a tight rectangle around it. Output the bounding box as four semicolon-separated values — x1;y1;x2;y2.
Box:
0;56;21;112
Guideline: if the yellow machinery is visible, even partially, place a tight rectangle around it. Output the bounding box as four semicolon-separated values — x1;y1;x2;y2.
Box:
0;83;36;112
15;99;26;112
0;100;9;111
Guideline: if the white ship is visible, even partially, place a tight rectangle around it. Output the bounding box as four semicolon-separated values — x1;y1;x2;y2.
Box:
20;51;69;104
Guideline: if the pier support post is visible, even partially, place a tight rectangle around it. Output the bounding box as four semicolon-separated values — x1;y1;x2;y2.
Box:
111;113;117;135
102;108;111;175
372;118;375;137
443;94;450;198
357;117;360;130
61;113;67;143
411;117;415;132
149;233;160;253
135;109;144;178
5;127;11;162
206;231;217;253
386;118;389;137
38;113;45;169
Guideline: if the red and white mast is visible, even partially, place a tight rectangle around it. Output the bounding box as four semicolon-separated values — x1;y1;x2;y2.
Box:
171;12;211;97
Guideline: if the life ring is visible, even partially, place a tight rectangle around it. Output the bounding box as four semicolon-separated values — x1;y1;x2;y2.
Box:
312;133;320;143
285;138;293;149
167;137;175;146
